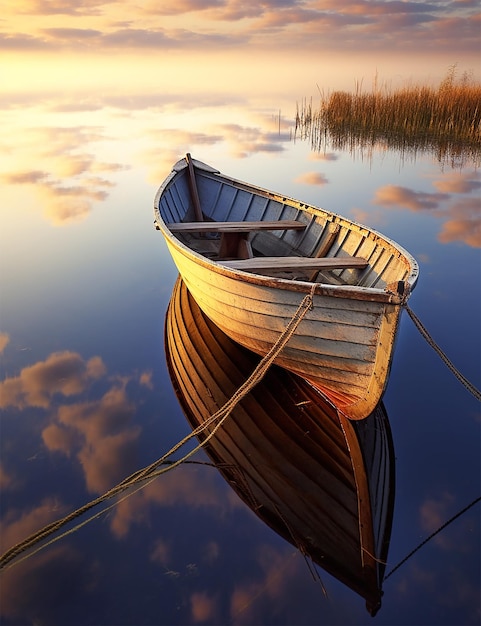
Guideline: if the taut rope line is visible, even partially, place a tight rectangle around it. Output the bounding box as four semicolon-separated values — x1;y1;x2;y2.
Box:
0;285;316;573
384;495;481;581
405;305;481;402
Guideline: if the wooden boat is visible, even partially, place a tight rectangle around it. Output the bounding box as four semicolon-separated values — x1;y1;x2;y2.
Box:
154;154;419;420
164;277;396;616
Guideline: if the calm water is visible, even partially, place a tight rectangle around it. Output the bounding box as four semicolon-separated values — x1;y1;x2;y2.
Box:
0;98;480;625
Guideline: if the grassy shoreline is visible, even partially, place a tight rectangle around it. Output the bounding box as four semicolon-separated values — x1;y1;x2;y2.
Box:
295;67;480;165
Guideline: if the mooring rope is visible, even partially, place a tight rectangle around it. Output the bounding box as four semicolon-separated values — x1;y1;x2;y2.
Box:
0;285;316;573
384;495;481;581
405;305;481;402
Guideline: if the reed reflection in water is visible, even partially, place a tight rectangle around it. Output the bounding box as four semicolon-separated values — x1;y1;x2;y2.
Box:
295;70;481;168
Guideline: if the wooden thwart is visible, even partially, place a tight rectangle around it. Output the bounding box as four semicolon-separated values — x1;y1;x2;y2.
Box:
169;220;307;259
222;256;368;272
168;220;307;233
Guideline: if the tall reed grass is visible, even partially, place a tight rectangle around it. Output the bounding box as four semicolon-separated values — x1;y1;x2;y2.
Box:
295;67;481;166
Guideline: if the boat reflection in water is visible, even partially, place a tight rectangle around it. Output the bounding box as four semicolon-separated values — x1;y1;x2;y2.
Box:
164;277;395;616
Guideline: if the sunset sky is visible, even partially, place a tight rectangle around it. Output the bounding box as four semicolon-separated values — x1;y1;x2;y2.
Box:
0;1;479;229
2;0;480;98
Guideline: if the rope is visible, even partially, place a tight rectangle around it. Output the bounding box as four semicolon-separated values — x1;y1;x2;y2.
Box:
384;495;481;581
405;305;481;402
273;502;329;597
0;285;316;573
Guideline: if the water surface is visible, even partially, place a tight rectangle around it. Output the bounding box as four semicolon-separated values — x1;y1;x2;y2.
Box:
0;92;480;626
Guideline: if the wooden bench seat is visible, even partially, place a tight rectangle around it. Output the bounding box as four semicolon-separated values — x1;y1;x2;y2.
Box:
168;220;306;259
222;256;368;272
167;220;307;233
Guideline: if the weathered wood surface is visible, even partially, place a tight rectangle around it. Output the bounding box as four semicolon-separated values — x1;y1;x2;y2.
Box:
310;222;341;281
167;238;397;417
185;152;203;222
223;255;368;272
167;219;307;232
164;277;395;616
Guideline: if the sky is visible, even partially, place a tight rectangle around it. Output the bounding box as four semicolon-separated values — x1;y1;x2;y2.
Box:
1;0;480;98
0;0;479;232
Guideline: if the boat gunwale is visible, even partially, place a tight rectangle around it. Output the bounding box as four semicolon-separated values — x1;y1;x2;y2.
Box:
154;158;419;304
160;229;409;305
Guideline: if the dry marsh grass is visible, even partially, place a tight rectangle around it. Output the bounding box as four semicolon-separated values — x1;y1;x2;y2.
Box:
295;67;481;166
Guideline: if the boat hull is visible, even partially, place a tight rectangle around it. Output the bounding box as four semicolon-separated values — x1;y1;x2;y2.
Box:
165;236;401;418
155;157;419;420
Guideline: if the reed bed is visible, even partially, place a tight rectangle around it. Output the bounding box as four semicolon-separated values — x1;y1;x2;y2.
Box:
295;68;481;166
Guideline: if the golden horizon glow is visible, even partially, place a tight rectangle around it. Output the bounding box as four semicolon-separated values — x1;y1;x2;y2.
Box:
1;0;479;92
3;49;478;103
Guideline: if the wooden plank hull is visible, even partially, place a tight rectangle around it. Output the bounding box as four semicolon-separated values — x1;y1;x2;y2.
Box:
155;156;419;420
164;277;396;616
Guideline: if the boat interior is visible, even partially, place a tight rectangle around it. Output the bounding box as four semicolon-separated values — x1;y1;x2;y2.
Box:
158;162;414;290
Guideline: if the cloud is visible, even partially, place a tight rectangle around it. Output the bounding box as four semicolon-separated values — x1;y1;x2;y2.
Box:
141;129;223;183
0;348;155;580
2;0;479;55
218;124;287;158
201;540;220;564
437;197;481;247
433;170;481;194
1;25;243;52
351;208;371;224
42;422;78;455
420;492;453;546
43;382;141;494
1;169;113;224
141;116;292;182
0;497;67;554
309;152;338;162
0;332;10;353
0;32;51;50
420;491;481;554
229;544;305;624
232;1;480;53
150;538;171;565
139;370;154;389
320;1;441;17
0;351;106;410
41;27;102;40
191;591;219;623
107;461;245;540
38;181;110;224
142;0;225;15
0;463;14;490
373;182;481;247
1;170;50;184
0;499;85;625
0;125;125;225
12;0;107;16
373;184;448;211
46;91;241;114
350;206;388;229
295;171;329;186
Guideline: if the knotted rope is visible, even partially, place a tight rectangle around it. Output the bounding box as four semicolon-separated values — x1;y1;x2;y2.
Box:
0;285;316;572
